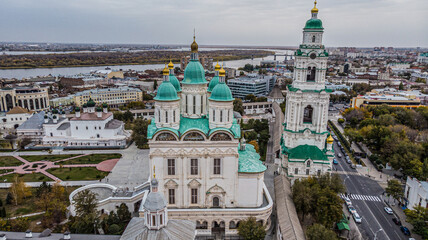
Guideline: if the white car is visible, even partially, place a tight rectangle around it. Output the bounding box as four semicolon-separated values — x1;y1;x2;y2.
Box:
338;153;343;158
384;207;393;215
353;212;362;223
348;205;357;215
343;196;352;206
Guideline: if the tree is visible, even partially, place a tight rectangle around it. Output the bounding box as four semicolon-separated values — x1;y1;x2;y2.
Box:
243;64;254;72
237;217;265;240
233;98;244;115
344;128;363;145
248;140;259;153
306;223;338;240
5;192;13;205
292;179;314;221
70;189;100;234
404;206;428;239
1;207;6;218
122;110;134;122
244;94;257;102
338;118;345;124
9;177;31;206
399;82;404;90
0;199;2;207
153;80;158;90
385;179;403;202
143;92;153;101
132;118;150;149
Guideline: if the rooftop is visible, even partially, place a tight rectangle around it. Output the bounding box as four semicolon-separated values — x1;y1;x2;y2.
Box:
17;112;44;130
70;112;112;121
238;144;267;173
6;106;32;115
75;87;141;96
120;218;196;240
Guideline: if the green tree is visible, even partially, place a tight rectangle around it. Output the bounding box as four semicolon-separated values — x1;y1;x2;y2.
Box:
292;179;314;221
306;223;338;240
404;206;428;239
1;207;6;218
243;64;254;72
399;82;404;90
244;94;257;102
237;217;266;240
153;80;158;90
385;179;403;201
132;118;150;149
70;190;100;234
233;98;244;115
344;128;363;145
123;110;134;122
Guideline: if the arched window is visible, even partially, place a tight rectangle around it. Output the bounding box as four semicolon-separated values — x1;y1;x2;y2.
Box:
155;132;177;141
213;109;216;122
211;132;232;141
306;161;311;167
303;105;313;123
183;132;205;141
312;35;316;42
165;110;168;123
307;67;316;81
173;110;175;122
213;197;220;207
201;95;204;114
220;110;223;122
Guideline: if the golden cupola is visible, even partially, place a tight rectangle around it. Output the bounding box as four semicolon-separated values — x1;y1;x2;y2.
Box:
311;1;318;13
162;64;169;76
326;134;334;144
215;61;221;71
168;60;174;69
191;35;198;53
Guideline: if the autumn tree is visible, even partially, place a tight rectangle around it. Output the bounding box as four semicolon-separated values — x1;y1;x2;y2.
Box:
306;223;338;240
385;180;403;201
70;189;100;234
248;140;259;153
9;177;32;206
404;206;428;239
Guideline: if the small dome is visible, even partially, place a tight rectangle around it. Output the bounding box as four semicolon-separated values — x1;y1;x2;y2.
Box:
87;98;96;107
151;178;158;187
102;103;108;108
304;18;323;30
182;60;207;84
311;1;318;13
143;191;167;211
326;134;334;144
52;109;59;114
169;74;182;92
82;103;87;108
214;62;221;71
219;67;226;77
154;81;180;101
75;107;80;111
207;76;219;92
191;36;198;53
209;83;234;102
96;107;102;112
168;60;174;69
52;115;57;119
162;65;169;75
44;115;48;119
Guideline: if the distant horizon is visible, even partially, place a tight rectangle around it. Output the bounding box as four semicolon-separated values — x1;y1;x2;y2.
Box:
1;41;427;50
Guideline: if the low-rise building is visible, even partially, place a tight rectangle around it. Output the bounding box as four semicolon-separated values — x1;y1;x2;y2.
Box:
74;87;143;107
0;86;49;112
417;53;428;64
243;102;273;115
351;93;422;108
42;100;130;148
0;107;33;132
50;95;74;107
16;111;45;143
268;85;285;104
405;176;428;210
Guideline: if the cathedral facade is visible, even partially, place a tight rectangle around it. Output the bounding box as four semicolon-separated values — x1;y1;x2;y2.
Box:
147;37;272;236
281;2;334;179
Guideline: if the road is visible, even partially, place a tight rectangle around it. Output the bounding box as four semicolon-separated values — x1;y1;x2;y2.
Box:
333;141;406;240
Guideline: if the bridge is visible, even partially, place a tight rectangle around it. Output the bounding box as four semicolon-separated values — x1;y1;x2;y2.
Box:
273;54;294;61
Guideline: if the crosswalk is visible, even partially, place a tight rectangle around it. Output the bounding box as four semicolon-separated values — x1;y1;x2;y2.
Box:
340;193;382;202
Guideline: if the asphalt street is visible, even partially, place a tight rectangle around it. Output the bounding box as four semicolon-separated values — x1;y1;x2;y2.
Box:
333;141;407;240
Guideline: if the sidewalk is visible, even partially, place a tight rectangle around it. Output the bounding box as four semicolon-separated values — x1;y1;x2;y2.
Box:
0;180;99;188
342;205;362;240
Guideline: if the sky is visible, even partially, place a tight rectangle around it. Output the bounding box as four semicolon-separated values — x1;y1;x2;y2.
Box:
0;0;427;48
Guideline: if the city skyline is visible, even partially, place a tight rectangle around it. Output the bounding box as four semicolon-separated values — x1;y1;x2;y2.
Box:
0;0;427;48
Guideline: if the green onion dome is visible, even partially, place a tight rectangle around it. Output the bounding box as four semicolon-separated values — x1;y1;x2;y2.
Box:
304;18;323;30
52;109;59;114
154;81;180;101
169;74;182;92
87;98;96;107
209;82;234;102
102;103;108;108
82;104;87;108
75;107;80;112
207;76;219;93
182;60;207;84
96;107;102;112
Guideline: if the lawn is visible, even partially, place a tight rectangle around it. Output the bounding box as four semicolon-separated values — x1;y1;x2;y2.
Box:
60;153;122;165
20;154;81;162
0;173;51;182
0;156;23;167
47;167;109;181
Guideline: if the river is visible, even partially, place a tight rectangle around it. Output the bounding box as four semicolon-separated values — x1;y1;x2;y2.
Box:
0;49;293;79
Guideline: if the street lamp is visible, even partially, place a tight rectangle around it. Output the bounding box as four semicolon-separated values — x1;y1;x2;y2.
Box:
374;228;383;240
343;176;350;184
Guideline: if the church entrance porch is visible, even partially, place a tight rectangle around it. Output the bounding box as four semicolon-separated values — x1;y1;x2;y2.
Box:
211;221;225;240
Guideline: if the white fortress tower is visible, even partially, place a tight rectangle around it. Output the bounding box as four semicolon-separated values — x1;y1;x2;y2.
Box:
281;1;334;179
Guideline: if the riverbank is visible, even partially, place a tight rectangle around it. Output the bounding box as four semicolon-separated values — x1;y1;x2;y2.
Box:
0;50;273;70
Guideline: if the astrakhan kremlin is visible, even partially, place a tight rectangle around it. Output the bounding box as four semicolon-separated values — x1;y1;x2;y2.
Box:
136;1;332;238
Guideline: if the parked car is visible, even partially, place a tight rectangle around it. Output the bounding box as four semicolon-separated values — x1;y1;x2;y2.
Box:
353;212;362;223
350;164;356;169
333;159;338;165
392;218;402;225
338;142;342;147
346;158;352;164
400;226;411;236
348;205;357;214
338;153;343;158
343;196;352;206
384;207;393;215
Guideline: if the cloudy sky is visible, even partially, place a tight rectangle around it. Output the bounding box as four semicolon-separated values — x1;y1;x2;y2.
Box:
0;0;427;47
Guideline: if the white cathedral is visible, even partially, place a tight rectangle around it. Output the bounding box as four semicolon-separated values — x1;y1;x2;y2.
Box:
281;1;334;179
147;38;273;236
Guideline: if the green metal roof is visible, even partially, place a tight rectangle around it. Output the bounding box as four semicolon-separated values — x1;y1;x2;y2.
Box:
182;60;207;84
169;74;182;92
288;144;328;161
147;116;241;139
238;144;266;173
304;18;324;30
207;76;219;92
209;82;234;101
154;81;180;101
